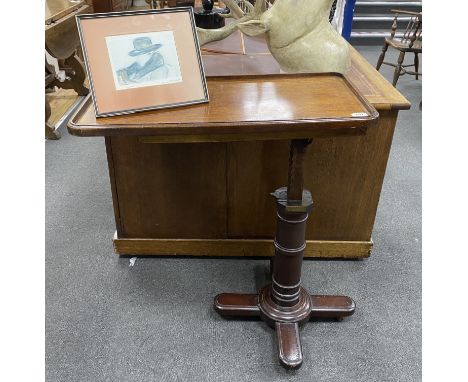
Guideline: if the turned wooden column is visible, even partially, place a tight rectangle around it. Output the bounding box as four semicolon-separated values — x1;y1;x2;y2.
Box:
270;139;312;307
215;138;356;369
257;139;315;368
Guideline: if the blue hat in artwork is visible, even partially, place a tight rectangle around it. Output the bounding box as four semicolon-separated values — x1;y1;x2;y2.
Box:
128;37;162;56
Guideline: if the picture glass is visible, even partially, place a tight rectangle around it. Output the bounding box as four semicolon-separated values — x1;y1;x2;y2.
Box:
76;8;208;117
105;31;183;91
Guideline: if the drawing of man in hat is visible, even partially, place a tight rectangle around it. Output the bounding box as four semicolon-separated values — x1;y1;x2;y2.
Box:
116;36;167;86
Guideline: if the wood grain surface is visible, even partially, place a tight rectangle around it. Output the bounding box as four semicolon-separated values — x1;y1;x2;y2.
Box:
346;45;411;110
113;234;373;258
46;89;79;127
200;36;411;111
107;137;228;238
45;3;91;59
45;0;87;24
226;110;398;241
68;73;378;139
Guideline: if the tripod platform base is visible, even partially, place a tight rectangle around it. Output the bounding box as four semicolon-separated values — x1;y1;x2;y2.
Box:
214;289;355;369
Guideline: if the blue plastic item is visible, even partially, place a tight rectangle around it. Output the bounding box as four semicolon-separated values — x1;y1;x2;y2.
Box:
342;0;356;40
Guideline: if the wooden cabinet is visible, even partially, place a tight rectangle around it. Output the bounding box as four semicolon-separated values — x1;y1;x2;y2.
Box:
68;32;410;259
91;0;129;12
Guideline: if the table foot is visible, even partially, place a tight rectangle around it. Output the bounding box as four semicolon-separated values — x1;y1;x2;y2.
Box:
214;290;355;369
45;97;61;140
45;122;61;140
214;293;260;318
276;322;303;369
309;295;355;319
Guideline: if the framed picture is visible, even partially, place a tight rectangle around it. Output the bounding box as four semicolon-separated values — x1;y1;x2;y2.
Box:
76;7;208;117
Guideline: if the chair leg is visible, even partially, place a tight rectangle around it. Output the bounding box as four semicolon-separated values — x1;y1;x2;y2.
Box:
376;42;388;71
392;51;406;87
414;53;419;80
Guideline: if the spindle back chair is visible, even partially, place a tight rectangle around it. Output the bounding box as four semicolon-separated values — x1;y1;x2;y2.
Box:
376;9;422;86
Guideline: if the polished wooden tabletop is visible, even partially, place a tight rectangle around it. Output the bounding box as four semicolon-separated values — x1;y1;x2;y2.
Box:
200;32;410;111
68;73;378;142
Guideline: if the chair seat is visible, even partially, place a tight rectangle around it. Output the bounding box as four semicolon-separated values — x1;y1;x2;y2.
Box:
385;37;422;53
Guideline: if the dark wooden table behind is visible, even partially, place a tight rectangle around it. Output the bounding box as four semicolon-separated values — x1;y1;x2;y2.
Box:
71;33;409;259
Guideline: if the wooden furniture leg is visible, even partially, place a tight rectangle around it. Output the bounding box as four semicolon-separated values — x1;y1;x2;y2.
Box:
214;139;355;369
376;42;388;71
393;51;406;86
63;55;89;96
414;53;419;80
50;54;89;97
45;96;60;140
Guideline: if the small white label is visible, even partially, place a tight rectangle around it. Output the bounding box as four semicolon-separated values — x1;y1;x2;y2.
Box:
351;112;368;117
129;257;137;267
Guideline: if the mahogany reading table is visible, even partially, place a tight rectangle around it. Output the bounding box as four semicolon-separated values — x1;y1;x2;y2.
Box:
69;72;378;368
68;39;409;260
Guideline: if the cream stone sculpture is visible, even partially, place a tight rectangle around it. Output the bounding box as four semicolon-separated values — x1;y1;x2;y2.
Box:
197;0;351;74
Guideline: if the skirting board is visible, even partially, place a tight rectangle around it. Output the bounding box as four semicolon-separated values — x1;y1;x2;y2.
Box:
113;233;373;259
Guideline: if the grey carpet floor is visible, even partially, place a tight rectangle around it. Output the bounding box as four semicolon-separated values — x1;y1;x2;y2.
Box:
46;46;421;382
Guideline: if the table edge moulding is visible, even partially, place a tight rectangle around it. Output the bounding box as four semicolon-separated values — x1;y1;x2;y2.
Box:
68;73;379;140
